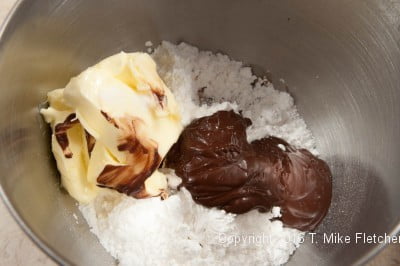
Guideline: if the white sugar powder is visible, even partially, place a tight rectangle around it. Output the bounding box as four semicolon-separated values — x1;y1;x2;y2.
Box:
152;42;317;154
79;42;317;266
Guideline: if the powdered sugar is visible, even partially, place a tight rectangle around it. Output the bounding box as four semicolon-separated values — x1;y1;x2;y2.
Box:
79;41;318;265
152;42;317;154
80;187;303;266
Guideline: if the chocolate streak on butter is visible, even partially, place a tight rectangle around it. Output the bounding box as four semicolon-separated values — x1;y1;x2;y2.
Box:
166;111;332;231
97;113;162;198
152;89;166;108
54;113;79;158
85;130;96;155
97;154;160;197
101;111;119;129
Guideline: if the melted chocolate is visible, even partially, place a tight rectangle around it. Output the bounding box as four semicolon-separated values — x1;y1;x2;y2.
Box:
85;130;96;155
54;113;79;158
166;111;332;231
101;111;119;129
97;113;163;198
152;89;166;108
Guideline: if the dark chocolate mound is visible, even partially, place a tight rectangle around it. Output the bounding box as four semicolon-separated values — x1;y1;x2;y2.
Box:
166;110;332;231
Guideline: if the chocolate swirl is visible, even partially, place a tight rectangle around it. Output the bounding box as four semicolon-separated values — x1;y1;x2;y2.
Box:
96;114;162;198
54;113;79;158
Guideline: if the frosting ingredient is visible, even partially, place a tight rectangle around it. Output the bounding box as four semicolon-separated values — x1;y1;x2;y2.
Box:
41;52;182;203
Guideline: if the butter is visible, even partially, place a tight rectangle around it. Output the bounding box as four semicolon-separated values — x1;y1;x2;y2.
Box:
41;52;182;203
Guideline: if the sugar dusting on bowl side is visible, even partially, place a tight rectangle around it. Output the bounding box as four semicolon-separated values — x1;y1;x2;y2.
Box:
80;42;317;266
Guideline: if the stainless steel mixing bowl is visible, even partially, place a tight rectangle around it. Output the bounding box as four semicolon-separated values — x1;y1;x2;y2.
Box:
0;0;399;265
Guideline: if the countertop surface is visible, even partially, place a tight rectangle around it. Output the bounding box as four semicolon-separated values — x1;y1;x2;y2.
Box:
0;1;399;266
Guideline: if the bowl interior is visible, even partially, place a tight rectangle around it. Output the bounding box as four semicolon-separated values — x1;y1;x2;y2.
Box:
0;0;399;265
